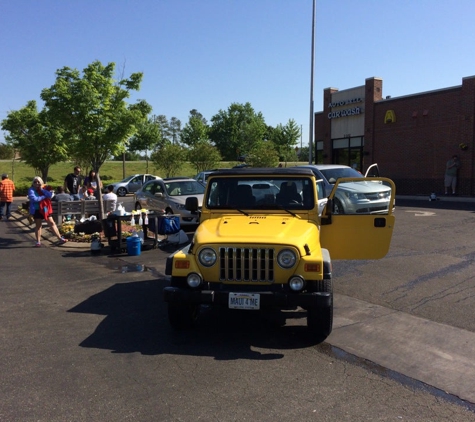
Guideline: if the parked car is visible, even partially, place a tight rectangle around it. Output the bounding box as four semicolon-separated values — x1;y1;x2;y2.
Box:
297;164;391;214
134;177;205;227
194;169;230;186
106;174;160;197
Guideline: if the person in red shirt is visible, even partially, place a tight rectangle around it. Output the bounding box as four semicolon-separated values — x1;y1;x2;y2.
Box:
0;173;15;220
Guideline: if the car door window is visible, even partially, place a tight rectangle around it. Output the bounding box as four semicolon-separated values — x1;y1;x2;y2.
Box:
143;181;157;196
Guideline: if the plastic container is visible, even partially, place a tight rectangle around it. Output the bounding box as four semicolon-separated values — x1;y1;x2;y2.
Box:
126;236;141;256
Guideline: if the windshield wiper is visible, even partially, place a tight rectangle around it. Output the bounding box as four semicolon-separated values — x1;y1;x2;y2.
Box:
236;208;249;216
274;205;297;217
209;206;250;216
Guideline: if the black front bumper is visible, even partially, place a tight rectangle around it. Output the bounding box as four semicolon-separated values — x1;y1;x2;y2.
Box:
163;286;331;310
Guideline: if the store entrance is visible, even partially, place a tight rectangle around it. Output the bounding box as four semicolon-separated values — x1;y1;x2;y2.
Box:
332;137;364;172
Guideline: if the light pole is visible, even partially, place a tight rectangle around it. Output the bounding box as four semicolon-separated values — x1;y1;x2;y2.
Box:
308;0;316;164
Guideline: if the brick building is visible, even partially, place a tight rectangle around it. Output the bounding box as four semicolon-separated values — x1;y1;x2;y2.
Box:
314;76;475;195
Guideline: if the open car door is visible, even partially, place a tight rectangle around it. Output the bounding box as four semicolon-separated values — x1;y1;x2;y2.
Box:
319;177;396;260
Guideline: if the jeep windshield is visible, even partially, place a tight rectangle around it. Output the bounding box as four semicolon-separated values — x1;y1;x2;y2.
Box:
206;176;315;210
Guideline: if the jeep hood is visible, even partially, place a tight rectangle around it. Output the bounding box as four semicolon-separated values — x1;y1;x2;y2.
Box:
195;215;319;250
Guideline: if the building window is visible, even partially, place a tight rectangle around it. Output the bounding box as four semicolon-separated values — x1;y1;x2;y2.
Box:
332;137;364;168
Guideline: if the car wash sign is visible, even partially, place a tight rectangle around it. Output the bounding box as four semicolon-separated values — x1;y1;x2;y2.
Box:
328;97;363;119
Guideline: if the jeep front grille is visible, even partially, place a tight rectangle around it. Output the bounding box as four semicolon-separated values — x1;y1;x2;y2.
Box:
219;247;275;282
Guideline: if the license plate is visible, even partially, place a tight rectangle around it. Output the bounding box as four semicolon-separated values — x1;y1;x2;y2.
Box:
228;293;260;310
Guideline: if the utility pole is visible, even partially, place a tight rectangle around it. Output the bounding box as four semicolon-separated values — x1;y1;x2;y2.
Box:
300;124;303;150
308;0;316;164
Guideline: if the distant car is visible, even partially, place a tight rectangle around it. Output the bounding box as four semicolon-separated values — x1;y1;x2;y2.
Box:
233;164;252;169
194;169;230;186
107;174;160;197
297;164;391;214
134;177;205;227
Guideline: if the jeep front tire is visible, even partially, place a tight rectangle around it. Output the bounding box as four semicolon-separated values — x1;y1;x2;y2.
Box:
307;279;333;341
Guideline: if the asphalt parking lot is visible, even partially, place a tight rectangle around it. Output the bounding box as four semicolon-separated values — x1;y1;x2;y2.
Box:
2;196;475;421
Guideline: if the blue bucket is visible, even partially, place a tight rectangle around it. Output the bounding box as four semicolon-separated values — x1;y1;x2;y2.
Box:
126;236;141;256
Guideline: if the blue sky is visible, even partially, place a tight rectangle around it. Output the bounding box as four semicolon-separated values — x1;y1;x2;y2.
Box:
2;0;475;147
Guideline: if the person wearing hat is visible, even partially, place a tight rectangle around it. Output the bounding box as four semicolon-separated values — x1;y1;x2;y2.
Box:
0;173;15;220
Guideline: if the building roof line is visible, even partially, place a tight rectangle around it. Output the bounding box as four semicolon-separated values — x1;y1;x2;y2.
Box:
378;85;460;102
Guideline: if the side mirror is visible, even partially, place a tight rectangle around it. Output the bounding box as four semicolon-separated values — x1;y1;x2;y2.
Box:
185;196;199;212
320;198;333;225
154;192;164;198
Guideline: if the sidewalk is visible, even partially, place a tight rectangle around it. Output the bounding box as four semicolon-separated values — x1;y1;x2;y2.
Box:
397;194;475;203
11;206;91;249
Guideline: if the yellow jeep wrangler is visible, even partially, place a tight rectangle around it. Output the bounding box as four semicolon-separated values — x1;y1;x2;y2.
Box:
164;167;395;340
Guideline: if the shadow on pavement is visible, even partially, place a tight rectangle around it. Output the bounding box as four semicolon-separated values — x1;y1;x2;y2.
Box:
68;279;321;359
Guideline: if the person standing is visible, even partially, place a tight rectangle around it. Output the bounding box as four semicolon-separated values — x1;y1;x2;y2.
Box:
0;173;15;220
84;170;102;197
444;155;460;195
28;177;67;247
64;166;82;200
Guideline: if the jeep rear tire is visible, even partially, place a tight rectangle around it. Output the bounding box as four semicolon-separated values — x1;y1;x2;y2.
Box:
307;279;333;341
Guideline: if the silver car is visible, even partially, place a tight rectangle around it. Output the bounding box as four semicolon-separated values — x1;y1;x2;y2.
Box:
298;164;391;214
194;171;214;186
107;174;160;197
194;169;230;185
134;177;205;227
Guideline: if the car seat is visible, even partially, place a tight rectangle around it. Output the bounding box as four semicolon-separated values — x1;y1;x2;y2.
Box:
235;185;255;208
276;182;301;206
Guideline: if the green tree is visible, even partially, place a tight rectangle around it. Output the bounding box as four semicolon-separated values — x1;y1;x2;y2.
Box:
154;115;182;145
41;61;151;217
271;119;301;164
298;146;310;162
181;110;209;147
1;100;68;181
151;143;187;177
154;115;171;141
188;141;222;173
112;151;141;161
169;117;182;145
209;102;267;160
0;142;15;160
247;140;280;168
189;109;207;124
128;115;164;172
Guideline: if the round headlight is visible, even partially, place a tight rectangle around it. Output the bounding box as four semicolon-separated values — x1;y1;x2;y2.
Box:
198;247;217;267
289;276;305;291
187;273;202;288
277;249;297;269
